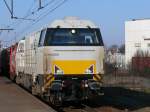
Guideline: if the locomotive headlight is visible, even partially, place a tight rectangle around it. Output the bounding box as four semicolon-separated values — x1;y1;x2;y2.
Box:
71;29;76;34
85;65;94;74
54;65;63;74
85;69;92;74
56;69;63;74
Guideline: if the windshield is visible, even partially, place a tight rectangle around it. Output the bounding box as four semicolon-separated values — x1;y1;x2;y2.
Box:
43;28;103;46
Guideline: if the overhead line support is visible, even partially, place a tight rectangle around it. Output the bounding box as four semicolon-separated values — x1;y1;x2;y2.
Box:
3;0;14;18
38;0;43;10
11;0;13;18
3;0;34;20
0;29;14;31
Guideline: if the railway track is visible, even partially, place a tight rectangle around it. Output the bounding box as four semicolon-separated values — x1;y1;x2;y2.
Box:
56;102;126;112
57;104;98;112
53;87;150;112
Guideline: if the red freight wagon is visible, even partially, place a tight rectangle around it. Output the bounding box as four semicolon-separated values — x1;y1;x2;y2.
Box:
0;52;2;74
9;43;18;80
132;57;150;72
0;48;10;77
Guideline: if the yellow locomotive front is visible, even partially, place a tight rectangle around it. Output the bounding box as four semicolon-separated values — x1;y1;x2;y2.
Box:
37;18;104;105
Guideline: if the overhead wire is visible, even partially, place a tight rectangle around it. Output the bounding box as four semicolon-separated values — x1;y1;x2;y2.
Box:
21;0;56;19
41;0;55;10
2;0;36;46
3;0;36;41
33;0;67;24
14;0;68;39
7;0;36;28
7;0;56;37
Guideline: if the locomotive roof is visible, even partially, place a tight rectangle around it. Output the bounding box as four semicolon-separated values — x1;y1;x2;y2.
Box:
49;17;98;28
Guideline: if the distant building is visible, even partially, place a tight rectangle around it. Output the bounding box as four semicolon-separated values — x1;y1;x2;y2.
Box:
125;19;150;64
105;51;125;69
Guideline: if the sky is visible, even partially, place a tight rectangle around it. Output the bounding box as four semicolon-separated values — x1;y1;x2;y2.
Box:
0;0;150;47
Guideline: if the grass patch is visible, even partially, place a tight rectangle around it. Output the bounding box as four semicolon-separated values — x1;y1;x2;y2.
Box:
143;89;150;94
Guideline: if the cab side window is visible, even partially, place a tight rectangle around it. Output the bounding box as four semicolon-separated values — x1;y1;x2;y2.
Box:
39;29;47;47
18;43;24;53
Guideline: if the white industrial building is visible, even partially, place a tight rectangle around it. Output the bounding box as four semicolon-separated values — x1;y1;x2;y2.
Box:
125;19;150;64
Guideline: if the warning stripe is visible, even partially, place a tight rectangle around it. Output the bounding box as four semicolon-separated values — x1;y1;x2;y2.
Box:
44;74;55;89
45;76;55;88
46;75;54;81
93;74;101;81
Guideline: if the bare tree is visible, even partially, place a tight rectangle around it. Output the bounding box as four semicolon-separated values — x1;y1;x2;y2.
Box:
109;44;119;54
119;44;125;54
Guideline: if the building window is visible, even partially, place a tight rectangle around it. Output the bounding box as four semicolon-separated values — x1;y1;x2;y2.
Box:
135;43;141;47
144;38;150;41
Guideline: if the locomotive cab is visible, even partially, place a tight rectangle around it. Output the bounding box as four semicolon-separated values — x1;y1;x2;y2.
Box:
35;18;104;105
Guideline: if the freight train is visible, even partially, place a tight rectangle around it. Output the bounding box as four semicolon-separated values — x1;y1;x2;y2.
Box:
0;17;104;106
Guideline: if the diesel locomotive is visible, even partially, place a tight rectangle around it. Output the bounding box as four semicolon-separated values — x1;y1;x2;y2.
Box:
2;17;105;106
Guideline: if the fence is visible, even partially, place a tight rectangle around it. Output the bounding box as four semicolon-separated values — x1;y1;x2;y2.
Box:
103;59;150;92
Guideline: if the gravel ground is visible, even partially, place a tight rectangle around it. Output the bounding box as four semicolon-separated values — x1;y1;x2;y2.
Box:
103;74;150;90
57;87;150;112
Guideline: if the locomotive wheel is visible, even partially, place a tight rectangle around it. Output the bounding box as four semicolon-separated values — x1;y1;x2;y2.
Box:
49;92;62;106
